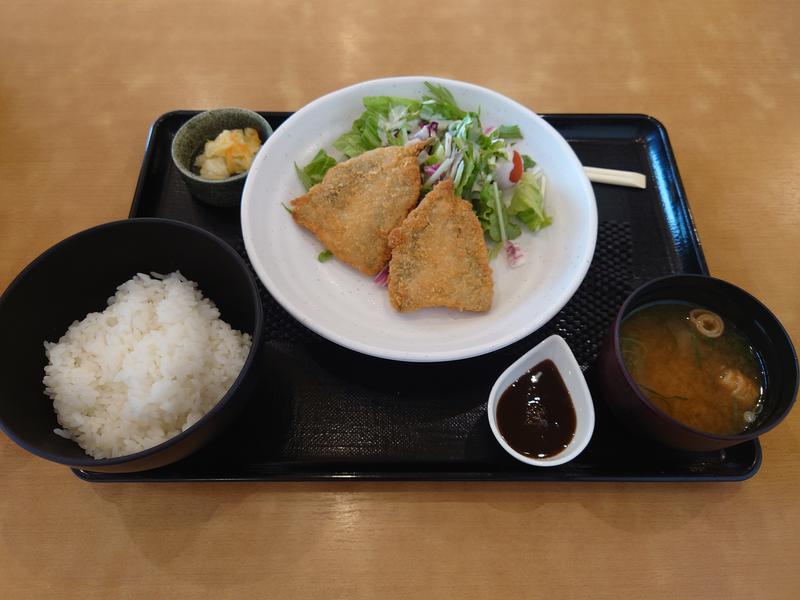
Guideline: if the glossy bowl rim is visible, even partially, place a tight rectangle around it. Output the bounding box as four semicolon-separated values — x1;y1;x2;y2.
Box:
170;107;273;185
612;273;799;443
0;217;264;468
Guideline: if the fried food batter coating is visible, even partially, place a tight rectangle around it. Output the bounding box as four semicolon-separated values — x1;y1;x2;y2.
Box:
387;180;493;313
290;141;427;276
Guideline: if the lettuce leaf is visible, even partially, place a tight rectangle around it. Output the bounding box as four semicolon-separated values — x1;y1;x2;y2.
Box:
508;172;552;232
333;96;421;157
295;149;337;190
333;112;380;158
333;130;370;158
522;154;537;170
475;182;520;243
495;124;523;140
362;96;422;115
421;82;467;120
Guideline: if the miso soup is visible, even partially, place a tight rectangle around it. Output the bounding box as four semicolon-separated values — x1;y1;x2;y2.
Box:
620;302;764;435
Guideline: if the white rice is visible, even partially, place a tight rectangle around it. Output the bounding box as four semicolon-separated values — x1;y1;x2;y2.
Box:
43;271;252;459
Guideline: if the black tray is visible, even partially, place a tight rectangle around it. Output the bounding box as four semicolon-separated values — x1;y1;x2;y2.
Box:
76;112;761;482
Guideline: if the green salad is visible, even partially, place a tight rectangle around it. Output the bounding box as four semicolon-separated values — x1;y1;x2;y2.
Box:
296;82;550;266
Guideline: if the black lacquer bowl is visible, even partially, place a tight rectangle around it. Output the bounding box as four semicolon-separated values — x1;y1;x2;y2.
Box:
0;218;263;472
598;274;798;451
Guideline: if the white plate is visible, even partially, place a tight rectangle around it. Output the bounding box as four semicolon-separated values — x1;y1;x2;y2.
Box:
241;76;597;362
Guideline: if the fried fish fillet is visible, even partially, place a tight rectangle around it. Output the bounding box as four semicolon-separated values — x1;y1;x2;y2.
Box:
290;141;427;276
387;179;493;313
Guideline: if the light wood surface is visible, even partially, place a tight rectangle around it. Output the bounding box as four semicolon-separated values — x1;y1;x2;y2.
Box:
2;1;799;598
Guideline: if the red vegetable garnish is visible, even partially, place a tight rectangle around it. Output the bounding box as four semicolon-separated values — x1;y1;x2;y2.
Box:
504;240;526;268
510;151;523;183
373;265;389;287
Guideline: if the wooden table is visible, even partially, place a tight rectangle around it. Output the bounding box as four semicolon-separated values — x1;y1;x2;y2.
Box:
1;1;798;597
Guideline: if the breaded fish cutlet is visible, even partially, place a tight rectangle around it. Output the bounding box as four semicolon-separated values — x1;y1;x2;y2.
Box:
290;140;428;276
388;179;493;313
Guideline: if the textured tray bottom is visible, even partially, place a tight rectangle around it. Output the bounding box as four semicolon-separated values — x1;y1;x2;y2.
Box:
76;222;760;481
228;221;631;462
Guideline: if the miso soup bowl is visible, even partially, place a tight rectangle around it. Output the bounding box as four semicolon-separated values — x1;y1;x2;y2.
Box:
598;274;798;451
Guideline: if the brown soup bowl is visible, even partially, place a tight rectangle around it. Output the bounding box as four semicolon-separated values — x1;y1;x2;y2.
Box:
597;274;798;451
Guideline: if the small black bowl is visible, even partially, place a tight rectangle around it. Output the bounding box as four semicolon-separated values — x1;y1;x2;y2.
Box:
171;108;272;208
0;218;263;472
598;274;798;451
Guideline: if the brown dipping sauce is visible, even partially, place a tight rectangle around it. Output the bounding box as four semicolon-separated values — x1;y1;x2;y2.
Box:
496;359;576;458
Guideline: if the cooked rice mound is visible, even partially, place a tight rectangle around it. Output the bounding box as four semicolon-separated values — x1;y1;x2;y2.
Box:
43;271;252;459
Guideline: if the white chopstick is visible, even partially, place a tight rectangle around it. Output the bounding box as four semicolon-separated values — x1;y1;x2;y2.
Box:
583;166;647;189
